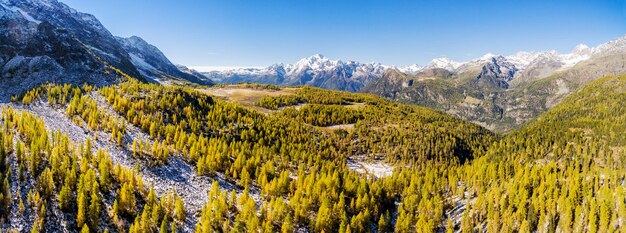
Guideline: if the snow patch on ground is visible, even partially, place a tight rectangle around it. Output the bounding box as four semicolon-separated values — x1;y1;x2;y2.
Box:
441;183;477;233
14;8;40;24
347;157;393;178
129;53;156;71
0;3;41;24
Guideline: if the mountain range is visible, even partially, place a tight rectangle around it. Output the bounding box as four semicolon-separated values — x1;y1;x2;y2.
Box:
364;35;626;131
204;35;625;130
203;54;390;92
201;41;602;90
203;54;437;92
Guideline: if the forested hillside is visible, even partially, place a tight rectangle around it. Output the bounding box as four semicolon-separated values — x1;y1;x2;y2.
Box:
452;74;626;232
4;79;496;232
1;73;625;232
0;107;186;232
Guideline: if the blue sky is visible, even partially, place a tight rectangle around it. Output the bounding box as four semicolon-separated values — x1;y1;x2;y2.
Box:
61;0;626;69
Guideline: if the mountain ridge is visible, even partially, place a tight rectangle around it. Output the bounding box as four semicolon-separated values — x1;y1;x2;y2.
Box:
362;34;626;131
201;35;624;95
0;0;211;101
116;36;213;85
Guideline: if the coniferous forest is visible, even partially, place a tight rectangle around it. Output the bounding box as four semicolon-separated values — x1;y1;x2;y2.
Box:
1;73;624;233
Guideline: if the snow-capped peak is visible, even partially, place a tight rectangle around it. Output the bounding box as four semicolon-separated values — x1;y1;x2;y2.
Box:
289;54;348;73
503;43;595;72
395;64;424;75
593;35;626;56
6;0;57;9
478;53;498;61
571;44;590;54
426;57;462;71
298;54;329;64
505;51;549;69
310;53;325;60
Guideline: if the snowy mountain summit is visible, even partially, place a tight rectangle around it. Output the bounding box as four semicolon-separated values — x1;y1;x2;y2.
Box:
199;34;626;92
205;54;396;92
425;57;463;71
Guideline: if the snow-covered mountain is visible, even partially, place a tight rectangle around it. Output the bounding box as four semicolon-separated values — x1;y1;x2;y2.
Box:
424;57;463;71
204;54;398;92
0;0;211;100
394;64;423;75
593;34;626;56
201;35;626;92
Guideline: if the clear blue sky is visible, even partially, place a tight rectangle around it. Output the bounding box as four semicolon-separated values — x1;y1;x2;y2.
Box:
60;0;626;68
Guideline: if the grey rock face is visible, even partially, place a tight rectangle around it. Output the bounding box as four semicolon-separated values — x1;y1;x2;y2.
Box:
0;0;136;101
0;0;212;102
2;0;145;79
117;36;213;85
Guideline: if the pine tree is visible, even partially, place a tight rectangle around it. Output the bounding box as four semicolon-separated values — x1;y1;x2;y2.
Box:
171;220;178;233
240;168;251;188
31;221;40;233
315;199;333;232
2;177;10;208
446;218;454;233
519;220;530;233
133;139;139;157
98;155;111;190
174;197;186;222
18;198;25;214
80;224;90;233
160;217;169;233
77;189;87;227
281;214;293;233
378;214;389;233
88;182;101;228
57;180;72;211
112;200;120;226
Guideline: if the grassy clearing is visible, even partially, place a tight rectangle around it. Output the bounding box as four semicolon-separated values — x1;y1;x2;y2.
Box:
198;84;299;113
319;123;355;132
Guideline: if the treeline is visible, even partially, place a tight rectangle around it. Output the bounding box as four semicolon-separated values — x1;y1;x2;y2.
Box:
256;86;385;110
257;95;304;110
277;104;364;127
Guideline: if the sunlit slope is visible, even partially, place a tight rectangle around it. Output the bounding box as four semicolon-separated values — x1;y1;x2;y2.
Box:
457;75;626;232
489;74;626;164
14;80;496;232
